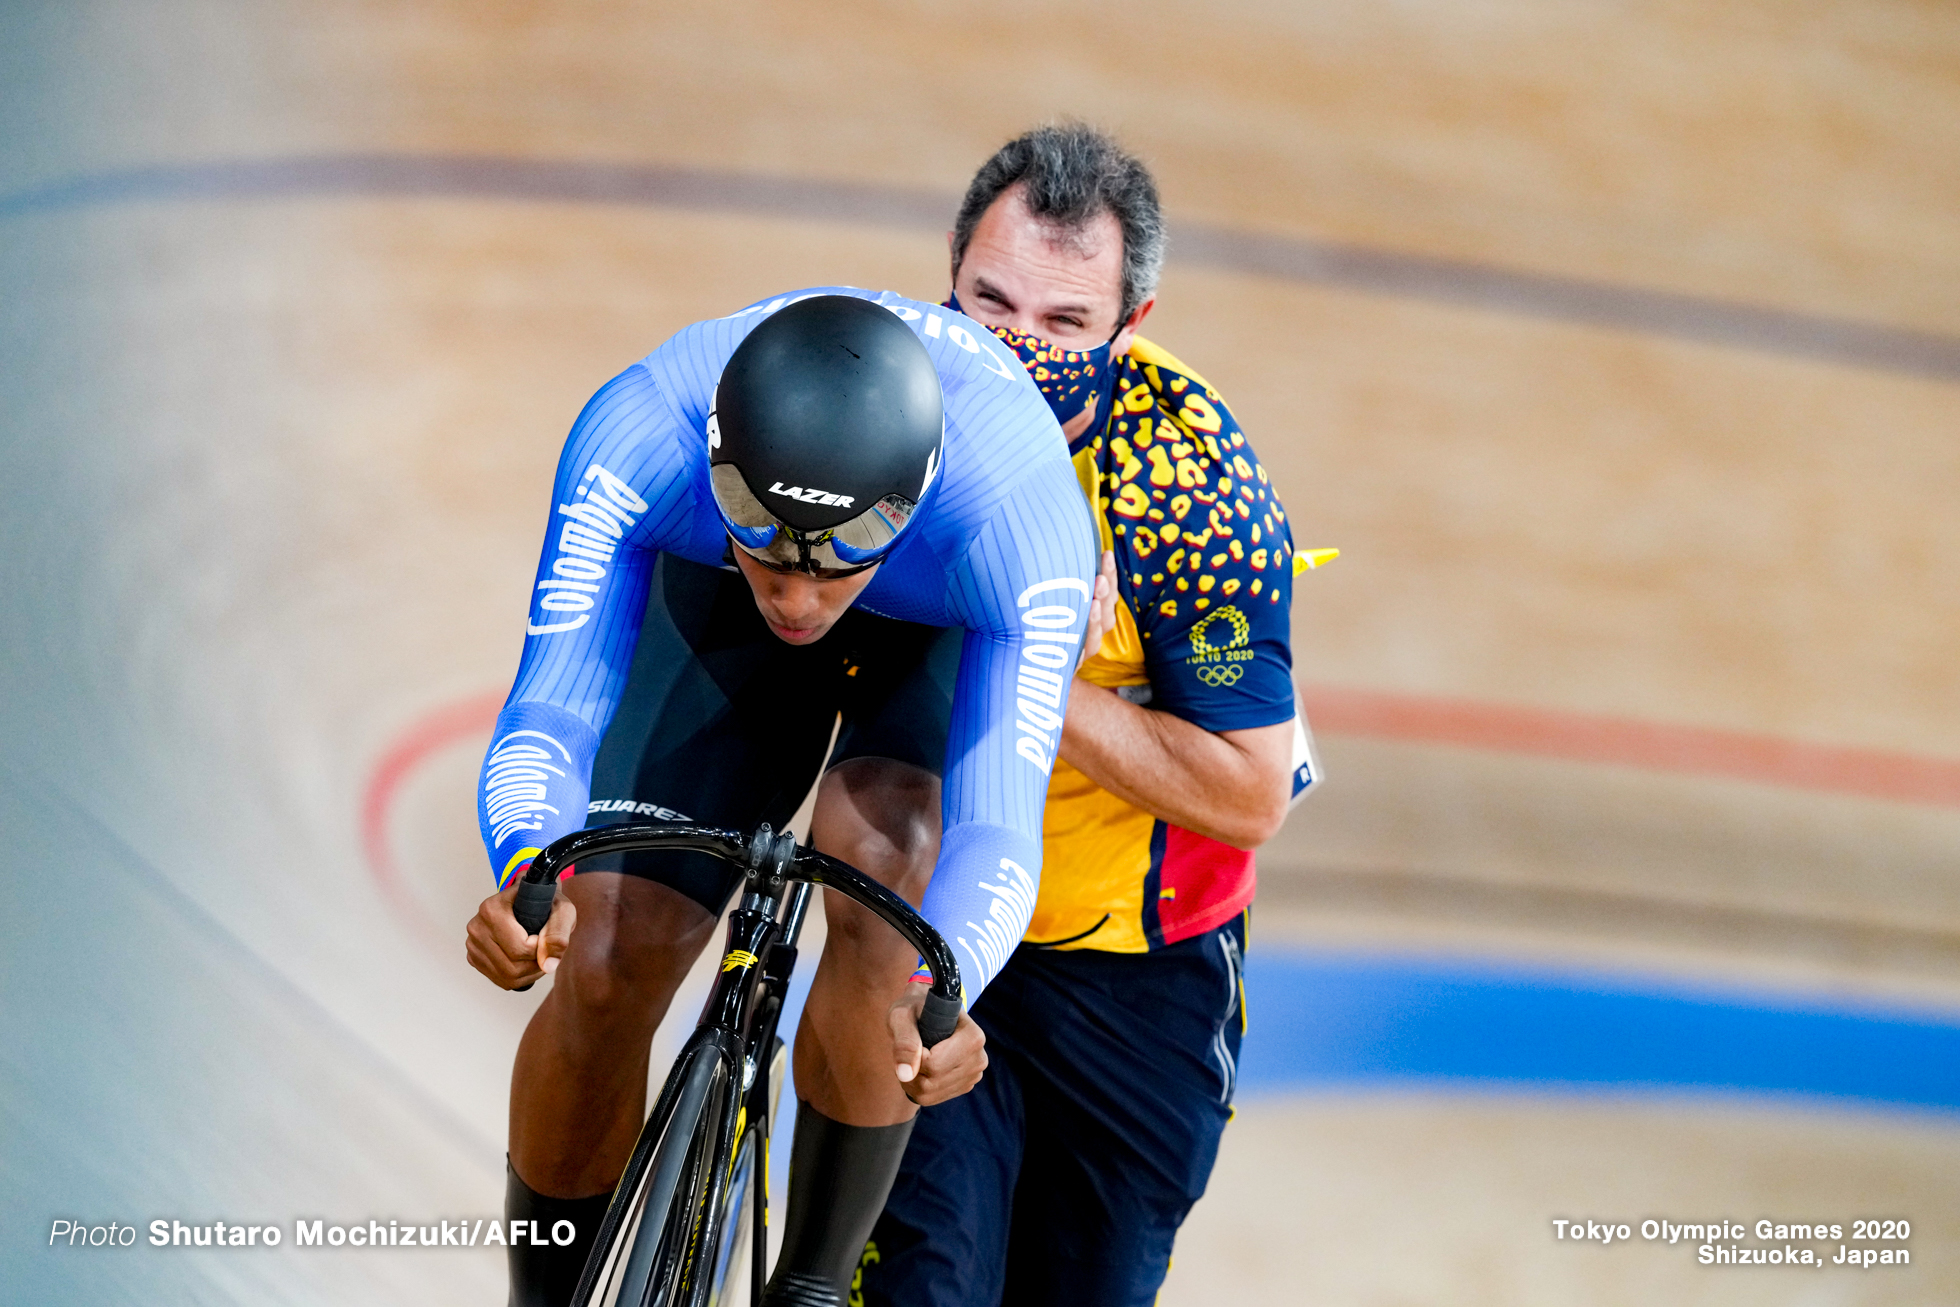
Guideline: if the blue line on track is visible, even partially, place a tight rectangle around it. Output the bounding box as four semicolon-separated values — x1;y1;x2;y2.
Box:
1239;948;1960;1113
4;154;1958;383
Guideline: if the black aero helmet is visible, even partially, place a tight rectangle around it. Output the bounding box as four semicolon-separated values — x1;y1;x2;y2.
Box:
709;294;944;575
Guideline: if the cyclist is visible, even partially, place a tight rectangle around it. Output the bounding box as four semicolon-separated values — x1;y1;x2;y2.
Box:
858;126;1311;1306
464;291;1102;1306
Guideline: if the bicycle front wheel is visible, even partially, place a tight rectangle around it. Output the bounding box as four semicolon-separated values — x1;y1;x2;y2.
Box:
706;1036;788;1306
582;1047;731;1307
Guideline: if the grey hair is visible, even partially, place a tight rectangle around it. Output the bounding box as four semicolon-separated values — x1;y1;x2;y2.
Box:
952;122;1166;325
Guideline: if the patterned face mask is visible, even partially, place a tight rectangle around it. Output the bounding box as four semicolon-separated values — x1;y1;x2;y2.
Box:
948;292;1121;443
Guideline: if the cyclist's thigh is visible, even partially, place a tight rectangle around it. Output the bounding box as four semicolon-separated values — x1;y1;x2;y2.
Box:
990;920;1247;1306
857;1050;1026;1307
578;553;851;911
555;870;724;1008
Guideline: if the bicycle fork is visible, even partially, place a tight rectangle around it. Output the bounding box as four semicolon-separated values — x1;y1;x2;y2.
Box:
570;880;811;1307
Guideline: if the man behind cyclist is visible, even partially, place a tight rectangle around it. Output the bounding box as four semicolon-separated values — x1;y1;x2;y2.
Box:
466;292;1101;1305
858;125;1310;1307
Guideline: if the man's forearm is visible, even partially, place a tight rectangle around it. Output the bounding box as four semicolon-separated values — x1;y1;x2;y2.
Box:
1057;679;1291;849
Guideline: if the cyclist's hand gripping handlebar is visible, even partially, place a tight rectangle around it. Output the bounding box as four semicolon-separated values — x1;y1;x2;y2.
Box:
915;989;960;1050
513;877;556;938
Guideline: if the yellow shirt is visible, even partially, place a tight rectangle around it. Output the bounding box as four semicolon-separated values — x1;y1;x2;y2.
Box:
1023;337;1299;952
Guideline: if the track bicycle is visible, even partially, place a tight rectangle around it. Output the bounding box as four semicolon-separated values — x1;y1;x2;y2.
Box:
511;821;962;1307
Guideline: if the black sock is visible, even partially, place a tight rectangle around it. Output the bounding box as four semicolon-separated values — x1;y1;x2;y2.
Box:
763;1102;915;1306
505;1158;612;1307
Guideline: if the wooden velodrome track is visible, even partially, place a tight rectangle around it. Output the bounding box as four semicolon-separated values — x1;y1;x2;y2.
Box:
3;2;1956;1302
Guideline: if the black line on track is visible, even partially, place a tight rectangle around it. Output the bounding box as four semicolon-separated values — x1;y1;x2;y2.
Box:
4;154;1958;384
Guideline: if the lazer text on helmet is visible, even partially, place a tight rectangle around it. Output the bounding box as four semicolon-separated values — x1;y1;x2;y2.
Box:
767;483;855;508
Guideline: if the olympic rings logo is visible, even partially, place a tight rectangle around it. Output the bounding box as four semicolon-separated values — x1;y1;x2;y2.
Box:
1195;664;1244;687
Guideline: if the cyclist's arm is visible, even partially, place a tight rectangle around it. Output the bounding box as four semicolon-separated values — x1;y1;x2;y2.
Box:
918;465;1098;1000
476;364;711;890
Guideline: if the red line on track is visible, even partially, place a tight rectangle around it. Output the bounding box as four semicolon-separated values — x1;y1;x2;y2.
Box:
1300;684;1960;808
361;691;504;924
358;684;1960;911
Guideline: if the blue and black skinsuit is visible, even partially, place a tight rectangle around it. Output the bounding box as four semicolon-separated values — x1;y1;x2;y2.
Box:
478;285;1097;999
478;287;1097;1307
